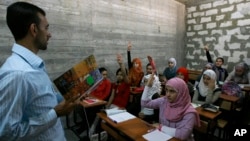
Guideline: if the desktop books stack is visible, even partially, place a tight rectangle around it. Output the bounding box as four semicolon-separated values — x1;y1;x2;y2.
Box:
53;55;103;100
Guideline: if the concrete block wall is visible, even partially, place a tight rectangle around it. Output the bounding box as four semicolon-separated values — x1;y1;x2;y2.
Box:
0;0;186;82
186;0;250;72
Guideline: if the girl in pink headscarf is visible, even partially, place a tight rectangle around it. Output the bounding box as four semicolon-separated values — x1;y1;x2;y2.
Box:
141;77;200;141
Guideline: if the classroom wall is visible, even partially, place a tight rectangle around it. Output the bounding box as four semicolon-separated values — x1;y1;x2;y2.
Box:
186;0;250;72
0;0;186;82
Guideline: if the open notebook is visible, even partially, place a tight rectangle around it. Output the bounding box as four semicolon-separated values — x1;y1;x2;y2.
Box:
104;108;136;123
143;129;172;141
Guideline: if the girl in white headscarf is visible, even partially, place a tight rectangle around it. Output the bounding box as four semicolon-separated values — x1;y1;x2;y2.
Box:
139;73;161;123
163;57;177;80
192;69;221;105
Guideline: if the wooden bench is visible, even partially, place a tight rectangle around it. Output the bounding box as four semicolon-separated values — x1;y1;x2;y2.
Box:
187;69;202;83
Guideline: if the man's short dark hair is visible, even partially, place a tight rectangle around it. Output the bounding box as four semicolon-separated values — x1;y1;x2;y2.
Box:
6;2;46;41
216;57;224;63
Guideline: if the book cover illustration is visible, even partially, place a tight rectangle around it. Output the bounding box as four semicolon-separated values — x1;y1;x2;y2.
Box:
54;55;103;100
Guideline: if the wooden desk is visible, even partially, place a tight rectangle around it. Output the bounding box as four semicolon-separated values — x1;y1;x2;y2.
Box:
97;112;181;141
219;94;240;111
195;107;222;134
66;97;107;128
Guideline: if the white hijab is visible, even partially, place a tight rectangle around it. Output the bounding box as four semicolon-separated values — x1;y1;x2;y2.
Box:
198;70;217;97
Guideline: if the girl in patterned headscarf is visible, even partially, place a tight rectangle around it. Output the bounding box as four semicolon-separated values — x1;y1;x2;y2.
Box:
127;42;144;87
141;77;200;141
163;57;177;80
225;62;250;84
192;69;221;105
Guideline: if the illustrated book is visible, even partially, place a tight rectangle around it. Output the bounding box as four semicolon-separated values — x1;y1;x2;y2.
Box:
53;55;103;100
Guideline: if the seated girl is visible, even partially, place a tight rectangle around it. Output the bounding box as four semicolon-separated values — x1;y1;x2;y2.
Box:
89;67;111;100
106;54;130;109
192;69;221;105
163;57;177;80
139;73;161;123
225;62;250;84
141;77;200;141
176;67;194;99
127;42;144;87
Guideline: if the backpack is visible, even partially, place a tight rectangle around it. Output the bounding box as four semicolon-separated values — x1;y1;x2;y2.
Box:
221;81;242;98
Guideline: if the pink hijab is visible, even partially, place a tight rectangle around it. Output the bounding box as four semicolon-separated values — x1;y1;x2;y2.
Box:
165;77;200;126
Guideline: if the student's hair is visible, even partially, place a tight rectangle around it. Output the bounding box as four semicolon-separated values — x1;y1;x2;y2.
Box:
99;67;107;73
116;68;128;75
216;57;224;63
6;2;46;41
146;63;151;68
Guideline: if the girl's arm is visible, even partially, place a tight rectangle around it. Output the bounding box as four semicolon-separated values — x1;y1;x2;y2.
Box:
106;89;115;108
117;54;130;83
127;42;133;69
192;90;206;105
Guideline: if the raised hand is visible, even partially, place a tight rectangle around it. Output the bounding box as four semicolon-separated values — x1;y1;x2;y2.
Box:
117;53;123;64
127;41;132;51
204;44;209;51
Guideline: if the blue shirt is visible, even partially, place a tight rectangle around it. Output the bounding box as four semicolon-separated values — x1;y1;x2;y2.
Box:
0;43;66;141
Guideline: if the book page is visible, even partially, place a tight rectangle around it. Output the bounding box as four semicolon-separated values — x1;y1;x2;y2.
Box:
105;108;126;116
108;111;136;123
143;130;172;141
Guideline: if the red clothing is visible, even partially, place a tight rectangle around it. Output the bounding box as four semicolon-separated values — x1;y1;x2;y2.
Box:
112;82;130;108
89;79;111;100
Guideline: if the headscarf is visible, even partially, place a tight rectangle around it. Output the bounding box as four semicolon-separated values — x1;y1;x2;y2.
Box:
129;58;144;86
198;69;217;97
176;67;189;83
230;62;249;84
168;58;177;69
165;78;200;126
163;58;177;79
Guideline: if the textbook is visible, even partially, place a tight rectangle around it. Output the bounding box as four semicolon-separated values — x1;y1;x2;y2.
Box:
83;97;100;104
143;129;172;141
104;108;136;123
53;55;103;100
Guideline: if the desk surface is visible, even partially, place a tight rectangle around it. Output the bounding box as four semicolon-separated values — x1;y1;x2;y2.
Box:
219;94;240;102
97;112;181;141
196;107;221;120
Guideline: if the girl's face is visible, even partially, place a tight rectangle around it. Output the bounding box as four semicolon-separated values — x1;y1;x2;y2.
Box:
116;71;124;82
177;72;184;80
165;85;178;103
203;74;211;86
101;70;108;79
168;62;174;68
159;76;167;86
146;65;153;74
133;62;139;68
235;68;244;76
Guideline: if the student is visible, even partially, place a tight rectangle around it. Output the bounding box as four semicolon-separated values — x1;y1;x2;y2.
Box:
89;67;111;100
192;70;221;105
194;62;214;88
159;73;167;96
106;54;130;109
141;77;200;140
163;57;177;80
204;45;228;82
176;67;194;99
225;62;250;84
140;63;157;86
139;73;161;123
127;42;144;87
0;2;78;140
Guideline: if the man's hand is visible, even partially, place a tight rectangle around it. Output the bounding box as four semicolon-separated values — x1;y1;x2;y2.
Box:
54;94;80;117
